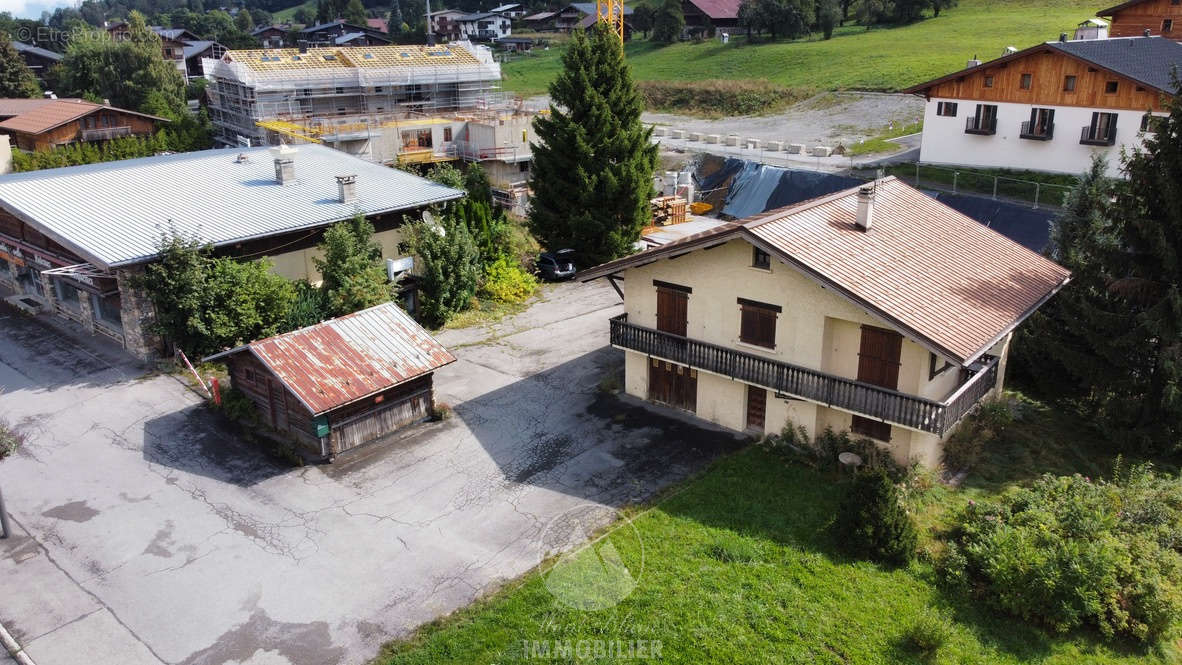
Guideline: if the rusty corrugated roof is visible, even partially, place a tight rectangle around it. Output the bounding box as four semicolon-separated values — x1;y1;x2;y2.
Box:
579;177;1071;365
207;302;455;415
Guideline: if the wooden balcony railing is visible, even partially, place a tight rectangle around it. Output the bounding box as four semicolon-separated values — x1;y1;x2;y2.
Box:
81;126;133;141
609;314;998;436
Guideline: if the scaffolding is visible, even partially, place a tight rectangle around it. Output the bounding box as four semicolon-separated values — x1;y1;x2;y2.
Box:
203;41;508;148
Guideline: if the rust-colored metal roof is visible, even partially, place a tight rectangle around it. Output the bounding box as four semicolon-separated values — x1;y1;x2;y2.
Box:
0;98;59;118
207;302;455;415
580;178;1070;365
0;99;168;136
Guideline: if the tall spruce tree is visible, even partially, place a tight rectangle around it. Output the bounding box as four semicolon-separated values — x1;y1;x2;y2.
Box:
1011;157;1129;405
528;23;657;266
1014;86;1182;455
0;36;40;98
1103;89;1182;452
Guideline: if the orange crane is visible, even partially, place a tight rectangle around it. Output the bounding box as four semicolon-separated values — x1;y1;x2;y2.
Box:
596;0;626;44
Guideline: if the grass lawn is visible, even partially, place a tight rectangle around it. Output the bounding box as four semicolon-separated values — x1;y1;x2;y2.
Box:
375;394;1178;665
502;0;1096;98
272;0;314;24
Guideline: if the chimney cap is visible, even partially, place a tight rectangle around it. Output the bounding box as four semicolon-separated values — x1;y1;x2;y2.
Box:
269;143;298;161
1059;32;1067;42
335;174;357;183
1144;28;1151;37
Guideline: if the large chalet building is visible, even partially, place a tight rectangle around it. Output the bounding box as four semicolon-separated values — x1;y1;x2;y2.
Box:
581;179;1069;467
1098;0;1182;38
0;144;460;360
904;35;1181;177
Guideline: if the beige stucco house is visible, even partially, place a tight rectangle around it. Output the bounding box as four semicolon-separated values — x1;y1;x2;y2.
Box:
580;178;1071;467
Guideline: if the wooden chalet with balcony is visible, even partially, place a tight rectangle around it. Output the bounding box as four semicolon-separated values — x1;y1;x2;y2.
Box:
903;35;1182;177
0;98;167;152
580;179;1070;468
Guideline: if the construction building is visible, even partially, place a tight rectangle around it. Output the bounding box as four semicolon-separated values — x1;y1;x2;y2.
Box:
203;41;537;209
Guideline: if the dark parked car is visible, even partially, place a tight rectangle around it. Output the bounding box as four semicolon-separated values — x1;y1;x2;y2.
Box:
537;249;576;281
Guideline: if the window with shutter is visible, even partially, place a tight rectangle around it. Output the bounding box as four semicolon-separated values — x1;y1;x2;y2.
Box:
737;298;781;348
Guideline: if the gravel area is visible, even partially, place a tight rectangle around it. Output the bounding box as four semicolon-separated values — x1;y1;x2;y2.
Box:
526;91;924;148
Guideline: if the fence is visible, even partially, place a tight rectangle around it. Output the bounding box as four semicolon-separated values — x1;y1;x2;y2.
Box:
890;163;1075;210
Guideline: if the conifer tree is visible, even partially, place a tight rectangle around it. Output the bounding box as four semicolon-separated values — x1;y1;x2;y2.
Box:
0;36;40;99
1104;91;1182;451
528;23;658;266
389;0;404;34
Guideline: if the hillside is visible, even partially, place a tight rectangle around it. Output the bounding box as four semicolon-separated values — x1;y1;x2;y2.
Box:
501;0;1098;97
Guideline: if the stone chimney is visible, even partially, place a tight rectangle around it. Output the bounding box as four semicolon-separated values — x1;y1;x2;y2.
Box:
336;174;357;203
855;185;875;232
270;144;297;184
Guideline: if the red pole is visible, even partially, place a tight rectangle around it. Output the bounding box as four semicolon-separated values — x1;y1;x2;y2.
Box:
210;377;222;406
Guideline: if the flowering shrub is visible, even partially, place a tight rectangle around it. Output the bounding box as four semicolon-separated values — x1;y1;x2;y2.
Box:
479;256;538;304
944;463;1182;642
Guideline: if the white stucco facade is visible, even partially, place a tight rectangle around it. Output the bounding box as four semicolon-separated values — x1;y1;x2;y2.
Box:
918;97;1163;177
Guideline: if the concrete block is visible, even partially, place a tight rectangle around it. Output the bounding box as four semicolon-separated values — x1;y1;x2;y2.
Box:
704;134;720;144
725;135;739;146
812;145;834;157
688;132;703;142
746;138;761;149
651;126;667;137
670;129;686;139
787;143;805;154
765;140;783;151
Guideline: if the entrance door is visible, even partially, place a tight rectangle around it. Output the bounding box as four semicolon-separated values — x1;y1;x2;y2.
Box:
656;285;688;336
745;385;766;431
647;359;697;412
853;325;902;440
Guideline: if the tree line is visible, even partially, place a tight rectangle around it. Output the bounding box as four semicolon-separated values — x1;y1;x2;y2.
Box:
629;0;957;42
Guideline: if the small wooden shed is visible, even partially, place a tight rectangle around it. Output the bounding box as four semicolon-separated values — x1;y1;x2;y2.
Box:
205;302;455;460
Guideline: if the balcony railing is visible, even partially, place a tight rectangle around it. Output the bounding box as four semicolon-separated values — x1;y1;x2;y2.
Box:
81;126;133;141
1080;125;1117;146
609;314;998;436
965;116;997;135
1019;121;1054;141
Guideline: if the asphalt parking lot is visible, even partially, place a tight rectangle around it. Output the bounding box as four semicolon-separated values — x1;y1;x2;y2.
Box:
0;281;744;665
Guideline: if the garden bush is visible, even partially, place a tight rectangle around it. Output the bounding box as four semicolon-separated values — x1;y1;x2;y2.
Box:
945;463;1182;643
479;256;538;304
900;611;953;657
0;418;23;461
942;399;1013;472
767;424;906;480
833;468;918;566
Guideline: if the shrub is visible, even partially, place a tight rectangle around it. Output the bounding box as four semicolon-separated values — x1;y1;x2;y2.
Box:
0;418;24;461
637;80;814;117
219;388;258;425
945;464;1182;643
901;611;953;657
432;402;453;421
942;399;1013;472
406;213;481;328
479;256;538;304
834;469;918;566
768;424;906;480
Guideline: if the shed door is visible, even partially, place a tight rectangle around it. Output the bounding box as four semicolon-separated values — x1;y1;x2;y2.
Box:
656;287;688;337
647;359;696;412
329;389;432;455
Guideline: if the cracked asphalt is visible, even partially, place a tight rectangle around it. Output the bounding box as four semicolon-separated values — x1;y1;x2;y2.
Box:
0;281;745;665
